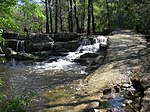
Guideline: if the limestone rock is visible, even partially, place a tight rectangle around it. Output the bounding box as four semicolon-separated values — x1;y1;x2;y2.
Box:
1;32;19;39
52;32;79;42
25;33;54;52
5;48;34;60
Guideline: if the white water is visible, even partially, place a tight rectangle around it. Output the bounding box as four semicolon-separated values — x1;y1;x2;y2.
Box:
16;40;25;52
16;40;19;52
1;36;108;101
20;40;25;52
34;36;107;74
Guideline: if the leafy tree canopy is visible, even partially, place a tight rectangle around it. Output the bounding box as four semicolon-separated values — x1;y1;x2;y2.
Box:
0;0;45;33
0;0;18;31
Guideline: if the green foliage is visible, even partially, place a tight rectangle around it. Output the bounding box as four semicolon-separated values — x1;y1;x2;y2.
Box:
0;0;149;33
0;79;34;112
0;0;45;33
0;92;34;112
107;0;150;32
17;0;46;32
0;57;8;64
0;95;32;112
0;0;18;31
0;78;4;87
0;29;5;47
19;32;28;39
0;78;5;100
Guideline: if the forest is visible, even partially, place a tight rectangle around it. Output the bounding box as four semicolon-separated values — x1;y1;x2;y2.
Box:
0;0;150;35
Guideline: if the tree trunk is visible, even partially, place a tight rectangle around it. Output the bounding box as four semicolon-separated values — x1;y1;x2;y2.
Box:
55;0;58;33
48;0;53;33
87;0;91;35
45;0;49;33
73;0;79;33
81;0;85;32
91;1;95;34
105;0;111;30
67;0;73;32
69;0;73;32
67;0;70;32
59;0;63;31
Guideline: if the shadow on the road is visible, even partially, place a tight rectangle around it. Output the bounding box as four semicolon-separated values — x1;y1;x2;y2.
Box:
104;37;150;64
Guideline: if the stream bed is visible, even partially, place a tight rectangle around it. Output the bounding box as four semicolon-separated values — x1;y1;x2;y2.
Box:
0;33;147;112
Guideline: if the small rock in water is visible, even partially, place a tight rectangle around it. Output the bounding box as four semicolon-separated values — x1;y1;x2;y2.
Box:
122;83;132;88
106;108;114;112
93;109;100;112
114;85;120;93
103;88;112;95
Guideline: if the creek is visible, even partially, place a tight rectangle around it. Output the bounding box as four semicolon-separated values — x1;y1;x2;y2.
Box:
0;36;104;110
0;34;144;112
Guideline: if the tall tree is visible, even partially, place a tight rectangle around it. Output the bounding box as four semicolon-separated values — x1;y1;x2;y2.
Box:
81;0;85;32
48;0;53;33
45;0;49;33
55;0;58;33
59;0;63;31
73;0;79;32
87;0;91;35
68;0;73;32
91;0;95;34
105;0;110;30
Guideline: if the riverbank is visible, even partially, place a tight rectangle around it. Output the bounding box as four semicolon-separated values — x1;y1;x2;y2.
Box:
40;30;150;112
7;30;149;112
82;30;150;112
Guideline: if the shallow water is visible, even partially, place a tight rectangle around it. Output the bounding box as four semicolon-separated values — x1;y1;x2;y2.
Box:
0;60;85;95
0;38;98;95
0;36;110;111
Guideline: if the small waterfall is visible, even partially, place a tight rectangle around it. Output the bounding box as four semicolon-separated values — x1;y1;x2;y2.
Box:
76;37;100;53
16;40;25;52
16;40;19;52
34;36;103;74
19;40;25;53
80;38;91;46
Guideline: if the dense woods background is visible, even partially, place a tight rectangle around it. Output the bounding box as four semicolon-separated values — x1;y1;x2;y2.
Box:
0;0;150;34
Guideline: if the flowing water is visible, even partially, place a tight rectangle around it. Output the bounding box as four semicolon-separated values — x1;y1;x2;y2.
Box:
0;37;102;104
0;35;141;111
16;40;25;52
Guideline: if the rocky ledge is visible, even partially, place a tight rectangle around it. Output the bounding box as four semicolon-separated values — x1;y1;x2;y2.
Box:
40;30;150;112
81;30;150;112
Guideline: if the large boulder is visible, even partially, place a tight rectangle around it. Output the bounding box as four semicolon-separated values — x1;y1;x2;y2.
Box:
5;48;35;60
53;40;80;52
25;33;54;52
5;39;25;52
1;32;19;39
5;39;19;52
63;40;80;51
52;32;79;42
74;52;105;73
